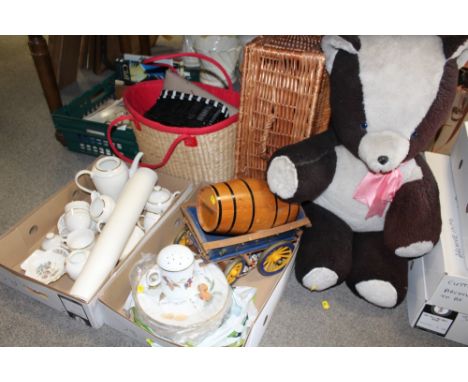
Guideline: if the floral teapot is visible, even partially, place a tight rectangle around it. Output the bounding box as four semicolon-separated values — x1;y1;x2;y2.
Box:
144;185;181;215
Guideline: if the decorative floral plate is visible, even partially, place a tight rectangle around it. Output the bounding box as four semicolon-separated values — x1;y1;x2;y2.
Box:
133;261;231;329
21;249;66;284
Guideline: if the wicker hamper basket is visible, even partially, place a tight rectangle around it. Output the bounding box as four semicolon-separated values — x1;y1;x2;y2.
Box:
235;36;331;179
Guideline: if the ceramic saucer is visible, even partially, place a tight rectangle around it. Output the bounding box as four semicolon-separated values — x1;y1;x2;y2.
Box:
57;213;70;239
21;249;66;284
135;262;230;329
50;246;70;258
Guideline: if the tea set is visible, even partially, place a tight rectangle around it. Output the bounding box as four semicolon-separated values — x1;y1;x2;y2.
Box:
21;153;181;285
131;244;232;343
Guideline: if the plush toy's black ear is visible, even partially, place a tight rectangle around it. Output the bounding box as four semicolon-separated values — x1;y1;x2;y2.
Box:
440;36;468;68
321;35;360;73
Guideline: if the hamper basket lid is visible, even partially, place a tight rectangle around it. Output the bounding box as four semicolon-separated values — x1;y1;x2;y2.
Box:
251;35;323;53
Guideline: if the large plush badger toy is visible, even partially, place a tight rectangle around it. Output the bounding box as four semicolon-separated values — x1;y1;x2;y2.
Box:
267;36;468;308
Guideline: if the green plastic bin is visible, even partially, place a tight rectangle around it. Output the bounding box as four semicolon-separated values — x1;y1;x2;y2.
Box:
52;74;139;158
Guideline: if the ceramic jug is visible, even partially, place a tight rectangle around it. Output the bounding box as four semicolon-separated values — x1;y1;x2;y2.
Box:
75;152;145;202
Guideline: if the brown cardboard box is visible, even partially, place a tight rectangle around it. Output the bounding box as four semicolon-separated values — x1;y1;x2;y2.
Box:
98;191;298;346
431;85;468;155
0;161;193;327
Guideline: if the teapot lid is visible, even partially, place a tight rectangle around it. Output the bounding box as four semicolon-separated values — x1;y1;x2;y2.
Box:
148;185;171;204
157;245;194;272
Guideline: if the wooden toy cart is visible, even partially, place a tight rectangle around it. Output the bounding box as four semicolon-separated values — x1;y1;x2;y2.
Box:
175;204;311;284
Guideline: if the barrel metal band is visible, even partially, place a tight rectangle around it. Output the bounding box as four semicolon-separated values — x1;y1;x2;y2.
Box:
223;181;237;234
210;185;223;232
285;201;291;225
239;178;255;234
272;195;279;228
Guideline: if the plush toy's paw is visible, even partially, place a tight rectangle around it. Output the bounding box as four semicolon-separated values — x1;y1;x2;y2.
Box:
355;280;398;308
267;156;298;200
302;267;339;291
395;241;434;258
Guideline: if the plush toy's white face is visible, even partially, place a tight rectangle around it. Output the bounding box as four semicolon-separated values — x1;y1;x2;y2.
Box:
322;35;467;173
357;36;444;172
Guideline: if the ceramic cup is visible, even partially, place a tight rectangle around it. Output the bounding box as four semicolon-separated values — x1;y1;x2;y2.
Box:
89;191;116;225
66;228;95;252
146;244;196;301
75;156;129;202
64;207;92;232
66;249;90;280
41;232;63;251
137;211;161;232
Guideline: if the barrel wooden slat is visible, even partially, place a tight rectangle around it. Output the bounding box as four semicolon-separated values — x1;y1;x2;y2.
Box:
197;178;299;235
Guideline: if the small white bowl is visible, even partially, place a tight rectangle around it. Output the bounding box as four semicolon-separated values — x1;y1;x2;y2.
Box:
64;200;90;213
66;228;95;251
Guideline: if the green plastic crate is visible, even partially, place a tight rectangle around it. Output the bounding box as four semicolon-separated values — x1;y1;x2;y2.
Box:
52;73;139;158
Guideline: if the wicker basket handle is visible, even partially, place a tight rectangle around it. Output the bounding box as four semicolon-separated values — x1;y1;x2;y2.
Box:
143;52;234;90
106;115;197;169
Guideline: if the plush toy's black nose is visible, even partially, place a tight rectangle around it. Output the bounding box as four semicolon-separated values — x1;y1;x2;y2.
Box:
378;155;389;165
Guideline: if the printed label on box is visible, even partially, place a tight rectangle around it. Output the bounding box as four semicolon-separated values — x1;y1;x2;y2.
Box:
431;277;468;313
447;217;464;261
416;305;458;336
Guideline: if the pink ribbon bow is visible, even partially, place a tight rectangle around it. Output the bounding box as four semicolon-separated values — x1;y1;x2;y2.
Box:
353;166;404;219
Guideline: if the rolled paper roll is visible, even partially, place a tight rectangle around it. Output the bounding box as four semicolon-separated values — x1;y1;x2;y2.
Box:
70;168;157;302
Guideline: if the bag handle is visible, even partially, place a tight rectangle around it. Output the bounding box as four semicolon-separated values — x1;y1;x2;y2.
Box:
143;52;234;90
106;114;198;169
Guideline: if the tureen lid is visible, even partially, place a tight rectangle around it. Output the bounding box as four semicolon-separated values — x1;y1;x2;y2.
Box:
157;244;194;271
148;185;171;204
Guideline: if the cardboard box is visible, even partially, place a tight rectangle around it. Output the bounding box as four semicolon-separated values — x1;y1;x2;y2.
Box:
0;165;193;328
407;143;468;345
450;123;467;263
431;86;467;155
98;195;298;346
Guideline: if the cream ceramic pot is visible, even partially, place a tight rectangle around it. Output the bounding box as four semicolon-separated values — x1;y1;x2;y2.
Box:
146;245;197;302
137;211;161;232
75;152;144;202
144;186;181;214
66;250;90;280
41;232;64;251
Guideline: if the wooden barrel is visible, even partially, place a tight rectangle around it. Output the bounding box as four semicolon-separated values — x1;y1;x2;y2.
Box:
196;178;299;235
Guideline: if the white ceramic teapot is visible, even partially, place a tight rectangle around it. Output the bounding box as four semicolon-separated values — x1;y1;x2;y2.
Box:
144;186;181;215
75;152;145;202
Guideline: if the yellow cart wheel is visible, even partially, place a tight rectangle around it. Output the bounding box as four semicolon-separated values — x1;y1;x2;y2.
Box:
174;227;191;246
257;241;294;276
224;258;245;285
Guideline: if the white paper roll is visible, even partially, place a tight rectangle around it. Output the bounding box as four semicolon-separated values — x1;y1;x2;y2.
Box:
70;168;157;301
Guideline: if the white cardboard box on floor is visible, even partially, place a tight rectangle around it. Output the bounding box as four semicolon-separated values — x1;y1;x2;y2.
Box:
0;164;193;328
450;123;467;267
407;130;468;345
98;194;298;347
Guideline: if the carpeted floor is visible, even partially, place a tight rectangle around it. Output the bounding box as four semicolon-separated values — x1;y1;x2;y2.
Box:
0;36;460;346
